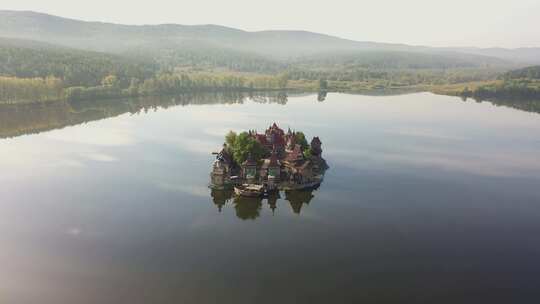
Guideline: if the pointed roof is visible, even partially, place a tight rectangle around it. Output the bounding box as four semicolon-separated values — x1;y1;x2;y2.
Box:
217;146;233;164
266;122;285;136
286;134;296;148
311;136;322;146
262;147;281;169
254;133;268;145
285;144;304;162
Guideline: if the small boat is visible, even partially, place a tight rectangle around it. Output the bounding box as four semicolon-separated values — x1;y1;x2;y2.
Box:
234;184;265;197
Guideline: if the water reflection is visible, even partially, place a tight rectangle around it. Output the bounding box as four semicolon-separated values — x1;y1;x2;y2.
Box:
233;196;263;220
210;188;319;219
317;91;327;102
0;91;290;139
285;189;315;214
461;96;540;114
3;92;539;140
210;188;234;212
2;92;540;303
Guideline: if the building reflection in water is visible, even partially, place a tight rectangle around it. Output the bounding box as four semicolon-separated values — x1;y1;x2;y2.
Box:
210;187;319;220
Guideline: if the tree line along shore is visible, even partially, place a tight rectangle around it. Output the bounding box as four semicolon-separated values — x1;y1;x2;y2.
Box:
1;38;540;104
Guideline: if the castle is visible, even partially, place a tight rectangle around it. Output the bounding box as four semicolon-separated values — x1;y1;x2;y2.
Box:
211;123;328;190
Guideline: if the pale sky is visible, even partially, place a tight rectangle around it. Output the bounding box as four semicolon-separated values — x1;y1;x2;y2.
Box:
3;0;540;48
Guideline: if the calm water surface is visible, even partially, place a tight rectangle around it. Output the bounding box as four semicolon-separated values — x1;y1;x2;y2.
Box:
1;93;540;303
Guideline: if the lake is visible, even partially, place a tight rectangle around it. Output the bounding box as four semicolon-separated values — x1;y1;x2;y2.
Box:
1;92;540;303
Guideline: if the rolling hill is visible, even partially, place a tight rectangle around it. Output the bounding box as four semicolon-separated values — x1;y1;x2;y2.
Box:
0;10;538;64
0;37;157;86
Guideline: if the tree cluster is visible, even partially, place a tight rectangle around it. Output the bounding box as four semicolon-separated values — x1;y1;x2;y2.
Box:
225;131;268;164
0;76;63;103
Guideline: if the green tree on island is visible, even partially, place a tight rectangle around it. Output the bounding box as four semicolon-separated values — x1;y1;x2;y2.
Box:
225;131;268;164
294;131;309;151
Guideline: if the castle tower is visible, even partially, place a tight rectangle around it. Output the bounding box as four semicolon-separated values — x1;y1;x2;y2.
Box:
310;137;322;157
241;153;258;183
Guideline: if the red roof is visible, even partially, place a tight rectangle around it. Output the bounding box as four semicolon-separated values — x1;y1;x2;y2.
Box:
266;123;285;136
254;134;268;145
271;133;285;147
285;144;304;162
251;124;287;148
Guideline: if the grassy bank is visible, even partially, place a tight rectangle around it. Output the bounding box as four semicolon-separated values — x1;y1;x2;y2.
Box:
3;73;540;105
0;72;290;104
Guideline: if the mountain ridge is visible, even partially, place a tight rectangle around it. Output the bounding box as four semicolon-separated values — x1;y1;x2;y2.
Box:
0;10;538;63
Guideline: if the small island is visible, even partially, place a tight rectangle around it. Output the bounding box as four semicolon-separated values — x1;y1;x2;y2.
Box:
210;123;328;196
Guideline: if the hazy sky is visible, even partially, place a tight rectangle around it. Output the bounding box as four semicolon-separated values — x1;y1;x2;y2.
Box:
3;0;539;48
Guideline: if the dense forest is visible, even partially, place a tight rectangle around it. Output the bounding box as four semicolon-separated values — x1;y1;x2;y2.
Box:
1;13;539;104
503;66;540;80
128;41;287;74
64;72;289;102
0;38;157;86
0;38;516;104
434;66;540;101
466;80;540;101
0;39;292;103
